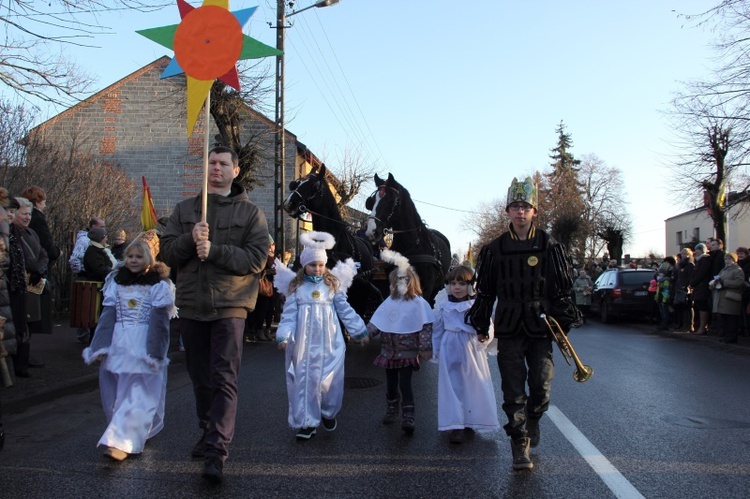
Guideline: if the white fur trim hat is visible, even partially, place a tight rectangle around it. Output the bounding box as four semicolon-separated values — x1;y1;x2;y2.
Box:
299;231;336;267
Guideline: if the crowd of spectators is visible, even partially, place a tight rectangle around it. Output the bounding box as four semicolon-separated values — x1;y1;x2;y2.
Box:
576;239;748;344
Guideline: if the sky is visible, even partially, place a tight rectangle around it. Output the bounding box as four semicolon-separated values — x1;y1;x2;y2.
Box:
20;0;721;259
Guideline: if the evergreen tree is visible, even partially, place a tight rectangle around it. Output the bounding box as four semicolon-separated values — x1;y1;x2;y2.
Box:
540;121;586;258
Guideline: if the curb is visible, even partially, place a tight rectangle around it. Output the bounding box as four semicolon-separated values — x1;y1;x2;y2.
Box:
3;351;187;416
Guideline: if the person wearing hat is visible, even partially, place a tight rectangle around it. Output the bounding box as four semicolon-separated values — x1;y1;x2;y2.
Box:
690;243;713;335
709;252;745;344
1;195;27;379
275;231;367;440
159;145;269;484
466;176;580;471
655;256;677;330
69;216;107;345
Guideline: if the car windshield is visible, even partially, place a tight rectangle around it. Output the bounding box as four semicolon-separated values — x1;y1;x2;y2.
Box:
620;273;652;287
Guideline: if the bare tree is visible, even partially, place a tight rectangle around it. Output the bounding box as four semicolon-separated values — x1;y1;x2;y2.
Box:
0;101;139;313
0;1;171;106
668;93;747;243
578;154;631;261
324;148;377;208
208;60;276;189
461;199;508;251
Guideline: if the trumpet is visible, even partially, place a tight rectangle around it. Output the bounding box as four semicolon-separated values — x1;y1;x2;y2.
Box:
540;313;593;383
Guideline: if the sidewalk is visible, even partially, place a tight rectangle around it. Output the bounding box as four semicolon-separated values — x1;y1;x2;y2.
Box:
632;321;750;352
1;317;187;414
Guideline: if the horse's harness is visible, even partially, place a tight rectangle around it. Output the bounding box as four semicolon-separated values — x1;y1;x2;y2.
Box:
287;174;365;263
368;186;444;271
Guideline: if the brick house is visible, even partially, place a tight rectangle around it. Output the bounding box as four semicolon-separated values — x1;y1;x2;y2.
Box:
28;56;316;249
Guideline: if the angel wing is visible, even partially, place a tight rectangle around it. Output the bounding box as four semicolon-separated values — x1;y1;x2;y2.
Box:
272;258;296;297
331;258;357;292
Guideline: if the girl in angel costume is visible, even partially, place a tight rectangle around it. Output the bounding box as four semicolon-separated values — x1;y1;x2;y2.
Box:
432;265;499;444
274;231;367;441
366;249;434;435
82;231;177;461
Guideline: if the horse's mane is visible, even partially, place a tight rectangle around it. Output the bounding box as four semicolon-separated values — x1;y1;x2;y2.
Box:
315;172;344;222
391;180;427;231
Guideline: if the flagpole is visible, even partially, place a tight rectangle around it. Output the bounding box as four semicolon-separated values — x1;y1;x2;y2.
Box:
201;90;210;224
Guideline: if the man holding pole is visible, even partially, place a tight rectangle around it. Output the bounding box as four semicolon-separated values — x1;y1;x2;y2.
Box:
160;145;269;484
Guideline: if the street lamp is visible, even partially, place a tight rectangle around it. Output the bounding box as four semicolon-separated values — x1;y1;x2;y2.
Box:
274;0;341;258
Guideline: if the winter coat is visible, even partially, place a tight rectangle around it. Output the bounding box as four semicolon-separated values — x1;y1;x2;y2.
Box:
690;253;713;302
573;276;593;306
0;232;17;360
15;225;48;277
29;207;60;263
675;258;695;293
82;242;114;282
69;230;90;275
159;182;269;320
712;262;745;315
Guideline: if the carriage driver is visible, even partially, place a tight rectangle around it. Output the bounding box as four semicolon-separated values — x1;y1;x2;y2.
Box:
465;176;580;471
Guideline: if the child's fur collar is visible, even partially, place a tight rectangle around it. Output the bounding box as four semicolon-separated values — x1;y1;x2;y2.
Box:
114;261;170;285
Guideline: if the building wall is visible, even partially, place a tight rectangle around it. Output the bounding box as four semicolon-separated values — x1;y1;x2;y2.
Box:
665;204;750;255
32;57;298;243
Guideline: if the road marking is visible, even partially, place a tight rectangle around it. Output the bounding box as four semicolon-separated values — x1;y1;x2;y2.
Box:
547;405;645;499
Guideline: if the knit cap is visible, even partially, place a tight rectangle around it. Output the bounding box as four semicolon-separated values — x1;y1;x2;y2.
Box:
299;231;335;267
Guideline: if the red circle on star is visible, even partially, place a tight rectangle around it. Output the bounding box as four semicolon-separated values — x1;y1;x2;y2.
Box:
173;6;243;81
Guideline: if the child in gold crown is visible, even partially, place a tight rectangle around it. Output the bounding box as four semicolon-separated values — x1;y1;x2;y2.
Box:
83;230;177;461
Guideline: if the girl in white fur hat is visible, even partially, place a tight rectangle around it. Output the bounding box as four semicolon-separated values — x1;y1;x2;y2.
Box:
366;249;434;435
275;231;367;441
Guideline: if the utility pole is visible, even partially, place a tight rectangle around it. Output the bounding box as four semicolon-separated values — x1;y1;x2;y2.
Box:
273;0;341;258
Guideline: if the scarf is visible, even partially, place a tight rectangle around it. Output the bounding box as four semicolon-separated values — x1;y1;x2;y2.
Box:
7;226;26;294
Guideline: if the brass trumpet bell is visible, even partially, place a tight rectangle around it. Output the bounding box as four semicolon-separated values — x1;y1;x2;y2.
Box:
540;313;593;383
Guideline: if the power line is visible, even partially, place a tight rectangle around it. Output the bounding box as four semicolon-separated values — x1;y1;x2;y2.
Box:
287;11;388;170
412;198;482;215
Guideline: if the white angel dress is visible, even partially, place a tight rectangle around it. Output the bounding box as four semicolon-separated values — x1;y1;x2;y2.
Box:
432;291;500;432
275;260;366;430
83;273;177;454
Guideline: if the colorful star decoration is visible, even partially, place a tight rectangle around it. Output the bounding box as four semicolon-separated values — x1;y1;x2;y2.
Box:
137;0;282;135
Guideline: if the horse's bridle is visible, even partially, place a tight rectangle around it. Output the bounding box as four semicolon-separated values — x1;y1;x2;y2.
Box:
368;186;401;234
286;175;322;219
368;186;423;240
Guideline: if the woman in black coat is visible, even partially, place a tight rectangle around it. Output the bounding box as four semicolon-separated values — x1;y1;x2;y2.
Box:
690;243;712;335
21;186;59;337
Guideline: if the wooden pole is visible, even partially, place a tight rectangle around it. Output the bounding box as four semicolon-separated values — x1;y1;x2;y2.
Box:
201;90;211;224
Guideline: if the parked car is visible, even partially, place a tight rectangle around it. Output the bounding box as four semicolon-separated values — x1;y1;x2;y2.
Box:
589;268;654;323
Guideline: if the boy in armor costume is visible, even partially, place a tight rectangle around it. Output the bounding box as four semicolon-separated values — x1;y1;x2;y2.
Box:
465;177;579;470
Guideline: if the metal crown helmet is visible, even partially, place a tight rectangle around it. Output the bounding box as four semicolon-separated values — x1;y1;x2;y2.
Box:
506;176;538;209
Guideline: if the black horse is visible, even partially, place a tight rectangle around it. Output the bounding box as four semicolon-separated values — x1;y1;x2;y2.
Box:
284;165;384;318
365;173;451;305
